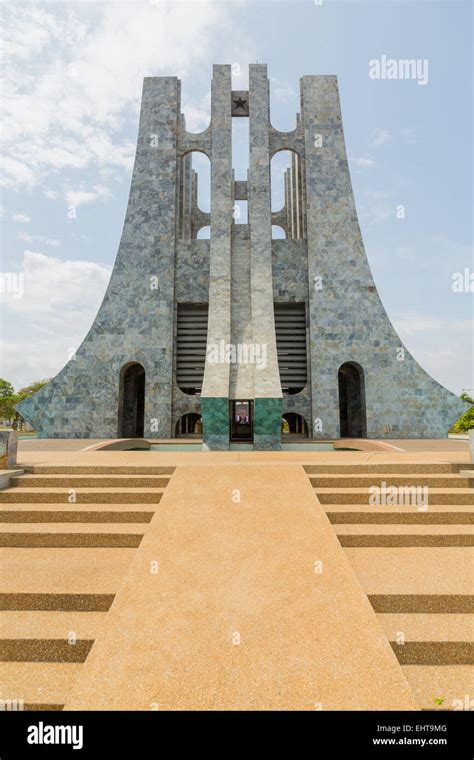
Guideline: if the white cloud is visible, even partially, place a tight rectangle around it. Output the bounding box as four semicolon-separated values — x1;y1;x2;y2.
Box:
1;338;70;391
0;1;238;189
17;231;62;247
350;155;377;170
181;98;211;133
4;250;111;317
370;128;391;149
364;189;393;201
65;185;111;208
363;203;395;225
270;77;297;103
12;213;31;224
1;250;111;388
1;157;36;188
392;311;473;395
394;313;471;335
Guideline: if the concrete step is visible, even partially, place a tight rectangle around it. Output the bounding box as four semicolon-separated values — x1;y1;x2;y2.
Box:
0;503;159;513
0;533;143;548
0;510;154;523
29;466;175;475
0;611;107;638
327;510;474;524
0;662;81;706
0;639;93;662
369;595;474;614
323;503;474;514
0;593;115;612
11;475;171;488
315;488;474;505
376;613;474;642
304;464;460;475
391;641;474;665
338;534;473;547
310;474;473;488
334;524;474;535
0;488;165;504
345;548;474;594
0;548;135;593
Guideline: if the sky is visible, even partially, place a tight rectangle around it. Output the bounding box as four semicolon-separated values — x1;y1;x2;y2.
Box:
0;0;472;396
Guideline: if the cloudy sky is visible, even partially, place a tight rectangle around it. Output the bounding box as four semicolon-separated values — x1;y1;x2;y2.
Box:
0;0;472;395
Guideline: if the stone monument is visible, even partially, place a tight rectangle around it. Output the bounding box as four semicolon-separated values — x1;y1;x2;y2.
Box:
18;65;466;449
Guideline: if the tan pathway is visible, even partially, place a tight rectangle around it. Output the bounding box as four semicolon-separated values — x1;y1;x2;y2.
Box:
65;464;418;710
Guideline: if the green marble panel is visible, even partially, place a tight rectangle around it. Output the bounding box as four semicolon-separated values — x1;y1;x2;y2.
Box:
201;397;229;450
253;397;282;450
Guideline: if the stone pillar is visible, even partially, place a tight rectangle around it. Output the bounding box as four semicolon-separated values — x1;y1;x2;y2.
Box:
248;64;282;449
302;75;361;438
201;65;233;450
0;430;18;467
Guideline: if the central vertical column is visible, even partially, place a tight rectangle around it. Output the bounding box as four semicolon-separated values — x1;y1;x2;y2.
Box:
201;65;232;450
248;64;283;449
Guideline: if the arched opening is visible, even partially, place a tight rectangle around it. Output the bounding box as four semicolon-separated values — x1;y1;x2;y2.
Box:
232;118;249;181
269;79;298;132
175;413;202;437
118;363;145;438
233;200;248;225
272;225;286;239
338;362;367;438
270;149;304;239
178;150;210;239
281;413;309;437
196;225;210;239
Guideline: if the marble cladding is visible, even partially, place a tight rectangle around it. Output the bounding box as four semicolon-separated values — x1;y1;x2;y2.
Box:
17;67;467;442
248;65;283;404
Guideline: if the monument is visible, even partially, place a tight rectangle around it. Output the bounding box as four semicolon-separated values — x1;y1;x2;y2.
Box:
17;64;466;449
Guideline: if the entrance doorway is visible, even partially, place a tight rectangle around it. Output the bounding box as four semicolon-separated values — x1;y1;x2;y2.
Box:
281;412;309;437
338;362;367;438
230;400;253;441
118;363;145;438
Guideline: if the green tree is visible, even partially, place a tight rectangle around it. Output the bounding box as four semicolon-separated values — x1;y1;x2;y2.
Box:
452;393;474;433
0;379;14;398
0;378;50;430
0;378;18;426
17;379;49;401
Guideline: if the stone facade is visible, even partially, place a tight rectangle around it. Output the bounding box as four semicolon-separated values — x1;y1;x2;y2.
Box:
17;65;467;446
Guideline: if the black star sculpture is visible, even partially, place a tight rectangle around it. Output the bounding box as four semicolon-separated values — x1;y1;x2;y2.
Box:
233;97;247;111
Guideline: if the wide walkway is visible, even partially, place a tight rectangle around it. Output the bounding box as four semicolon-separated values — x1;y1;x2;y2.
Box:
65;464;417;710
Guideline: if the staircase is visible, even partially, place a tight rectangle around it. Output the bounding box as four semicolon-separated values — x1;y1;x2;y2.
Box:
0;465;174;710
1;459;472;711
305;462;474;711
